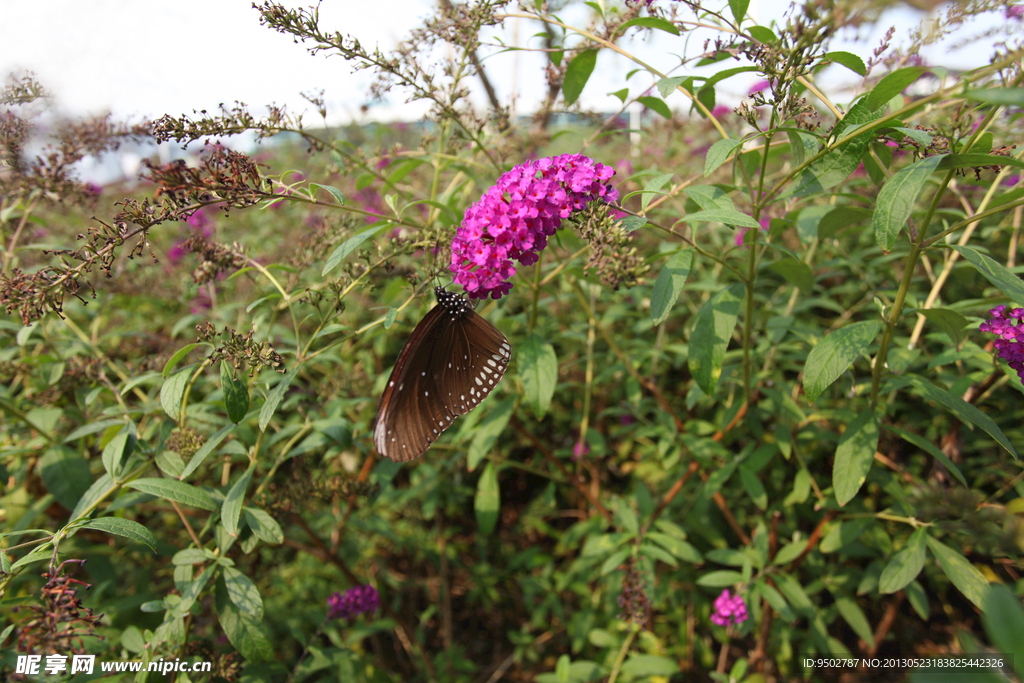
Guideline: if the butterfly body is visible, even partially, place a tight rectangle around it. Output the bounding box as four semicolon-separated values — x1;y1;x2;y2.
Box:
373;287;511;461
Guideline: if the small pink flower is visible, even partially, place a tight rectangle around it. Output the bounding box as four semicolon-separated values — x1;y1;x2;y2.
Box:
711;105;732;118
168;242;187;266
710;589;748;626
748;80;770;95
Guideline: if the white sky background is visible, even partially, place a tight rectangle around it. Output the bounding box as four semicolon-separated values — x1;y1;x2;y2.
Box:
0;1;1010;136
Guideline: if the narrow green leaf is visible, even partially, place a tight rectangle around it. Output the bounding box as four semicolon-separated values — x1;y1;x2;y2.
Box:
101;423;135;480
865;67;927;110
636;96;672;119
614;216;648;232
162;345;203;377
615;498;639;537
650;249;693;325
160;367;192;421
647;532;703;563
697;570;744;587
563;50;598;106
823;51;866;76
78;517;157;553
40;447;92;511
259;367;298;432
905;375;1017;459
982;583;1024;675
322;222;389;276
739;466;767;510
834;596;876;648
614;17;681;36
729;0;749;24
641;173;673;213
774;573;814;612
883;424;967;486
772;542;805;565
926;535;989;609
785;100;884;197
518;334;558;418
383;307;397;329
601;548;632;575
747;26;777;43
216;579;274;663
920;308;969;351
608;88;628;103
244;508;284;545
474;462;500;535
704;138;744;177
688;283;746;395
621;654;678;676
309;183;346;205
873;154;945;252
767;258;814;294
223;565;264;618
70;474;116;520
906;580;930;620
222;465;255;537
951;245;1024;304
181;423;238;479
820;518;873;553
127;478;218;511
879;528;927;593
804;321;883;404
221;362;250;424
685;208;761;227
467;398;514;471
833;410;880;506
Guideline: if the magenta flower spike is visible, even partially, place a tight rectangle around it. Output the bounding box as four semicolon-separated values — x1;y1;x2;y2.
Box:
710;589;748;626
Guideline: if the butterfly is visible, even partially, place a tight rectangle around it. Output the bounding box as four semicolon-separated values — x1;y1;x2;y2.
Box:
373;287;511;461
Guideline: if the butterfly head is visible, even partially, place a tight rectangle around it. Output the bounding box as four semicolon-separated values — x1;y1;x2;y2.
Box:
435;286;470;318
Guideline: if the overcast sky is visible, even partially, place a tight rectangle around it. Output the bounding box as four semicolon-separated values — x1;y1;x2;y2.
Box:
1;1;1009;127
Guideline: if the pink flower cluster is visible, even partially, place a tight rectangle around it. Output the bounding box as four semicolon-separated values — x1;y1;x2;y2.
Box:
450;154;619;299
980;305;1024;383
710;589;748;626
327;584;379;621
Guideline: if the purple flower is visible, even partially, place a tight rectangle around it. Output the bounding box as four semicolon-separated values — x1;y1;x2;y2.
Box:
83;182;103;196
711;105;732;118
1002;174;1022;187
190;288;213;315
710;589;748;626
328;585;380;621
1007;5;1024;20
735;217;770;247
186;209;213;236
619;414;636;426
572;440;590;460
168;241;187;266
981;305;1024;383
450;154;618;299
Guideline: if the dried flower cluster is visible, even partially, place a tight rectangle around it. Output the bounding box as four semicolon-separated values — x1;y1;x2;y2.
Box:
15;558;104;655
576;204;649;290
196;324;286;376
617;559;651;626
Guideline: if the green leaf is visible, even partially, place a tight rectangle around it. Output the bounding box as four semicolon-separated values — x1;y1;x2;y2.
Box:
873;154;945;252
639;542;678;567
309;183;346;205
322;222;389;276
467;398;514;471
767;258;814;294
244;508;284;545
834;596;875;648
101;422;136;480
621;654;678;676
804;320;883;404
964;87;1024;106
820;518;872;553
685;208;761;227
647;532;703;563
926;536;989;609
614;17;681;36
78;517;157;553
697;570;745;587
785;100;884;197
982;583;1024;676
657;76;686;97
162;343;203;377
127;478;218;511
259;366;298;432
222;465;255;537
729;0;749;24
40;447;92;511
216;579;273;663
615;498;639;537
823;51;866;76
689;283;745;395
879;528;927;594
474;461;500;535
518;334;557;419
70;473;116;520
650;249;694;325
614;216;648;232
865;67;927;110
833;410;880;506
919;308;969;351
608;88;628;103
739;466;767;510
774;573;814;612
221;362;250;424
223;565;264;618
893;126;934;145
636;96;672;119
951;245;1024;304
704;139;744;177
772;541;805;565
905;375;1017;459
747;26;777;43
601;548;632;575
160;367;192;420
937;153;1024;171
637;172;673;214
784;468;811;506
906;580;930;620
563;50;598;106
181;423;238;479
883;424;966;486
